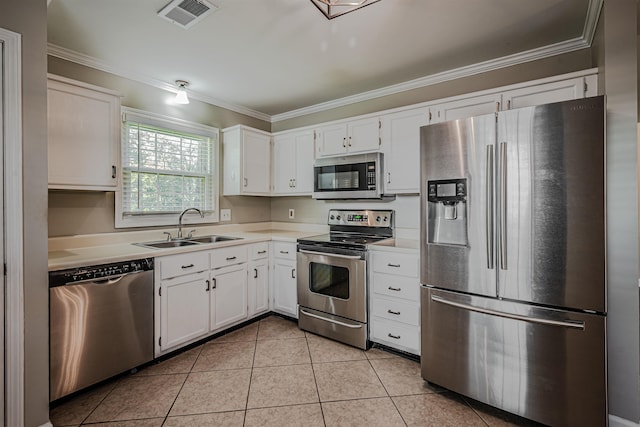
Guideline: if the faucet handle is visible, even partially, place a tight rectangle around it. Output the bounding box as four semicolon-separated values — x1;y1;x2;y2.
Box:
187;230;196;239
163;231;173;241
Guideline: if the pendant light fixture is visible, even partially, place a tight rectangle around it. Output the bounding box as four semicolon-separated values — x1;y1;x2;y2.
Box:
310;0;380;19
174;80;190;104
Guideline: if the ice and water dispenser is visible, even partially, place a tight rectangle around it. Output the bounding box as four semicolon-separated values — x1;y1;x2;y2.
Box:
427;178;468;246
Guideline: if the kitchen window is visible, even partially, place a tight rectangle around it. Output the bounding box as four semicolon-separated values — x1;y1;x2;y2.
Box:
115;108;219;228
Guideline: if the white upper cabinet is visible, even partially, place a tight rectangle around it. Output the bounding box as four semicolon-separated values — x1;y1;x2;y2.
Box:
223;125;271;196
501;75;597;110
380;107;430;194
432;93;502;123
47;75;120;191
316;116;380;157
272;129;315;195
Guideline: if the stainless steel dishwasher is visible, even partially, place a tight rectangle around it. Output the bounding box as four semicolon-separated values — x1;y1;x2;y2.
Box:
49;258;154;401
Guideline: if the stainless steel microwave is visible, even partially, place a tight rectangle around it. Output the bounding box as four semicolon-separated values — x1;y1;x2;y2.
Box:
312;153;384;199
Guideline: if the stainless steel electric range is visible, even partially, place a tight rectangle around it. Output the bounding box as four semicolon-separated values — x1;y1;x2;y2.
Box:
296;209;394;349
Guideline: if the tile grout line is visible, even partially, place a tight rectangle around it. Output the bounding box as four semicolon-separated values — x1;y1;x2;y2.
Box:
461;396;492;427
366;356;409;427
76;378;120;426
305;332;328;427
241;320;260;426
159;345;205;426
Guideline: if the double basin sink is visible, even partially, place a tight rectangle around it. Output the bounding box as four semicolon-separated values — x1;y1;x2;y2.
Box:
134;235;241;249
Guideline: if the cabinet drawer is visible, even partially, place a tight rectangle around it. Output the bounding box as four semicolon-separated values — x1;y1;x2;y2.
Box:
370;317;420;355
211;245;248;269
273;242;296;260
250;242;269;260
159;251;209;280
371;297;420;326
371;273;419;302
371;251;419;277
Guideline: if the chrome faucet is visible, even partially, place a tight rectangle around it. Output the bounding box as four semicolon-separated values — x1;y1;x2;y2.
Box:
177;208;204;239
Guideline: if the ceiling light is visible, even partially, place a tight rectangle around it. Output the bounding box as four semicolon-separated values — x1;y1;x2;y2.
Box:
310;0;381;19
175;80;190;104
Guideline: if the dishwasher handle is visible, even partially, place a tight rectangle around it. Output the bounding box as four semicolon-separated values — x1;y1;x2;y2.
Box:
60;269;147;286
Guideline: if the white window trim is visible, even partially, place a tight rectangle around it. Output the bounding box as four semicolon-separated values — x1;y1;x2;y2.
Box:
115;107;220;228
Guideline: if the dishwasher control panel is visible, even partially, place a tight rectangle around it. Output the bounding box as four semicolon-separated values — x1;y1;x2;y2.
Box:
49;258;154;287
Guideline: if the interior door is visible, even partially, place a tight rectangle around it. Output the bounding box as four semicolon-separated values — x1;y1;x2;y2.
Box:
496;98;606;312
420;114;496;298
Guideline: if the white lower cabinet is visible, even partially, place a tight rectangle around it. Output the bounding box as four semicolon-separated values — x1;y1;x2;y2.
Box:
211;263;248;331
248;242;270;317
156;243;267;356
369;249;420;355
159;271;210;352
271;242;298;318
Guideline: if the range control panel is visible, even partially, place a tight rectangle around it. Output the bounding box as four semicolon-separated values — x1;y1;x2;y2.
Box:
328;209;393;227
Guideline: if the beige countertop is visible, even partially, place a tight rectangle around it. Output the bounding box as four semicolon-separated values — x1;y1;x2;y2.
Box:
369;238;420;253
48;223;326;271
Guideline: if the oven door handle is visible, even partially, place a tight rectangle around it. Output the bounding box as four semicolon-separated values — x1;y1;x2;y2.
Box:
299;309;363;329
298;249;363;260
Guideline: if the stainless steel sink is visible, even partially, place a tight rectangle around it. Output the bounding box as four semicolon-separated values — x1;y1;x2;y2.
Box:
188;235;241;244
134;240;200;249
134;235;241;249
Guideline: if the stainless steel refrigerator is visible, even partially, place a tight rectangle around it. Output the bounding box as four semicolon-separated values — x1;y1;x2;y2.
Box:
419;96;606;427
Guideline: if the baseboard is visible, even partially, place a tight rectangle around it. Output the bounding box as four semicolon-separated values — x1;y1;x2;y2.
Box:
610;414;640;427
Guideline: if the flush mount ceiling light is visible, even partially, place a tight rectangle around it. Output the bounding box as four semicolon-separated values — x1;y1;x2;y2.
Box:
310;0;381;19
175;80;190;104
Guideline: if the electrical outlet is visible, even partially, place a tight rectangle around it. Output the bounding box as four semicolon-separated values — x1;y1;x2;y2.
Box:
288;209;295;219
221;209;231;221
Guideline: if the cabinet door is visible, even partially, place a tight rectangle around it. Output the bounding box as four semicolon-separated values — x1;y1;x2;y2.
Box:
433;93;501;123
292;131;315;194
211;263;248;330
381;108;429;194
502;76;589;110
273;259;298;317
47;78;120;190
160;273;210;351
316;123;348;157
272;134;296;194
242;129;271;194
248;259;269;317
347;116;380;154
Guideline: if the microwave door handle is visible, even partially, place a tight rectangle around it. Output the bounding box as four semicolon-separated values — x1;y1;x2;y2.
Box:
298;249;362;260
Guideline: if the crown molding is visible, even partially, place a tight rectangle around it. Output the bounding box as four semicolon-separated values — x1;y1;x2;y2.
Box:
48;0;602;124
47;43;271;122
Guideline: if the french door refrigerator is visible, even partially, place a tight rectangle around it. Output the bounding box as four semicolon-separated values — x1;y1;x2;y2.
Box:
419;96;606;427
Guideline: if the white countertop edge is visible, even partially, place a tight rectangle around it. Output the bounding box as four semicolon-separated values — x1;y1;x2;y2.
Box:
369;238;420;253
48;222;329;271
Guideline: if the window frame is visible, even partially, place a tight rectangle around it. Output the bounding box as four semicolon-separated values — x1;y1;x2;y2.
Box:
115;107;220;228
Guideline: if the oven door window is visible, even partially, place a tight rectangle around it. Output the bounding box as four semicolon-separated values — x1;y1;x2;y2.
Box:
309;262;350;299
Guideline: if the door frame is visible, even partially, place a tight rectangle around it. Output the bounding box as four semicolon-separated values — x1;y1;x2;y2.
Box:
1;27;25;427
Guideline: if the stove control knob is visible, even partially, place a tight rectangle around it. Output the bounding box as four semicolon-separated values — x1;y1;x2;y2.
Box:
383;216;388;222
376;216;381;222
330;215;335;220
336;215;341;221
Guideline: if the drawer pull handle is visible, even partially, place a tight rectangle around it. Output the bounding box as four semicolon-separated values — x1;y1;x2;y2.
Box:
280;250;289;254
226;256;237;261
258;250;267;254
388;286;401;291
388;333;401;340
388;263;401;268
387;310;401;315
181;264;194;269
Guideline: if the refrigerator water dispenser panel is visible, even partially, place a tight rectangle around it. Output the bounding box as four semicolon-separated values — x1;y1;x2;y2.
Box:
427;179;468;246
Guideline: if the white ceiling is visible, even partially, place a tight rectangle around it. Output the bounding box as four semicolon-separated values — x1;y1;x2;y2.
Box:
47;0;600;121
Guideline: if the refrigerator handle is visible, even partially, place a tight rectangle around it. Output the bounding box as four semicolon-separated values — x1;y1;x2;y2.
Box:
499;142;508;270
486;145;494;269
431;295;585;330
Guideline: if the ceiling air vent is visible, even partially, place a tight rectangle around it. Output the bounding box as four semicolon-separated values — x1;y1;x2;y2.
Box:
158;0;217;29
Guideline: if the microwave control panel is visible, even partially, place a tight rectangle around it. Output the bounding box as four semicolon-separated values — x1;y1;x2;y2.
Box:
367;162;376;190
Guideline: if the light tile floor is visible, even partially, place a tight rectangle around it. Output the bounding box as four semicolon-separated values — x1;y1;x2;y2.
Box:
50;315;544;427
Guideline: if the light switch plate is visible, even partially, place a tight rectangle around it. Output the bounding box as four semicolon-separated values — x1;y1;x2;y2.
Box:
221;209;231;221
